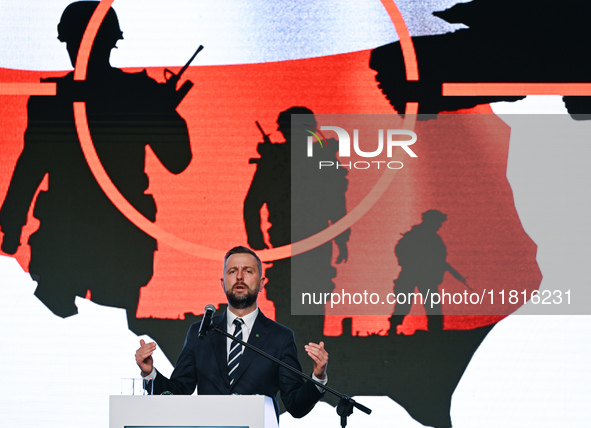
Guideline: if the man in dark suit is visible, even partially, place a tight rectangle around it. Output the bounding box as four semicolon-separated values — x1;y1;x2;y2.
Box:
135;246;328;419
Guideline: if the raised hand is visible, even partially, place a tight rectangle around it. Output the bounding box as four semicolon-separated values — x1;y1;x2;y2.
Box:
304;341;328;380
135;339;157;377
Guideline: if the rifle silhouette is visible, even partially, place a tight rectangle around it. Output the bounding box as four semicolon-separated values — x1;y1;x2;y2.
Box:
255;120;272;145
446;262;473;290
164;44;204;107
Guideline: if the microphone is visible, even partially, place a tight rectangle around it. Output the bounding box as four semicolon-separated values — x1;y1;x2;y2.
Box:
198;304;216;339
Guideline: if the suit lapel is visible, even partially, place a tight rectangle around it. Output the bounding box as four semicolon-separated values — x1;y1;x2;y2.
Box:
230;310;272;388
211;312;231;389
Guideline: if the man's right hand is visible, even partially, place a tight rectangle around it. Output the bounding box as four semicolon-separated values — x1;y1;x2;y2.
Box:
135;339;157;377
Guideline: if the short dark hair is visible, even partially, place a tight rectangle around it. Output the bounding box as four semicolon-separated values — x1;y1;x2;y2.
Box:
223;246;263;277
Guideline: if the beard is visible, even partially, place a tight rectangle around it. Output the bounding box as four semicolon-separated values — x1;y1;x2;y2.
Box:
226;283;259;309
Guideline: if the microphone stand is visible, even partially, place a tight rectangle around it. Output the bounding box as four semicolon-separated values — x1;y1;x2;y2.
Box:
210;324;371;428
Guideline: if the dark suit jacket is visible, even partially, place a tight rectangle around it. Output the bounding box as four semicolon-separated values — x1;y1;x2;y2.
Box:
152;310;323;419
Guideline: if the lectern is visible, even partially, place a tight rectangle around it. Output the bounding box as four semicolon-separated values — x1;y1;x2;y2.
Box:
110;395;279;428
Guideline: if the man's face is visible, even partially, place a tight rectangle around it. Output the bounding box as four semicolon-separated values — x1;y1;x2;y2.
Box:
221;253;265;310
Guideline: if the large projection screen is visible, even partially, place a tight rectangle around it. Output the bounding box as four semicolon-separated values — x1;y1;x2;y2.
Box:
1;1;589;427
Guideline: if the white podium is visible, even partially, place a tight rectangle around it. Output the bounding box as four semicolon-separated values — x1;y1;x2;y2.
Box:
110;395;279;428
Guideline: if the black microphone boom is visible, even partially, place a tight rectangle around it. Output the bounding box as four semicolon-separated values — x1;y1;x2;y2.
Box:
198;304;216;339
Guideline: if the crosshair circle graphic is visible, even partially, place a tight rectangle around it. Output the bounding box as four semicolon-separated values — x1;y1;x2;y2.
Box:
73;0;418;262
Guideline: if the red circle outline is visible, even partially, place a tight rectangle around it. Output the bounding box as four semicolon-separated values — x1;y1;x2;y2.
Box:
73;0;419;261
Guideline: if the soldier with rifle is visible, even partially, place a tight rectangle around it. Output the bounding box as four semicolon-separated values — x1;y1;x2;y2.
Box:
244;107;350;344
389;210;469;333
0;1;195;336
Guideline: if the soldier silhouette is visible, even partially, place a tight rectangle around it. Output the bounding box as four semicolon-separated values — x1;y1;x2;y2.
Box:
0;2;192;329
389;210;466;333
244;107;349;343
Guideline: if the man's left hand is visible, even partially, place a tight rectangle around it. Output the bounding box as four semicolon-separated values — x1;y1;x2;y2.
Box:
305;341;328;380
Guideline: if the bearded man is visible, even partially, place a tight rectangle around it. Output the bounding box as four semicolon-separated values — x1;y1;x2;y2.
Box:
135;246;329;420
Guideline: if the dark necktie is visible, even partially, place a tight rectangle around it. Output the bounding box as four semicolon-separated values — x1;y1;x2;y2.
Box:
228;318;243;385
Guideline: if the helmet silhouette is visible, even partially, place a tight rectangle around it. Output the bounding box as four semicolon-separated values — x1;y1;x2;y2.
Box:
421;209;447;224
57;1;123;47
